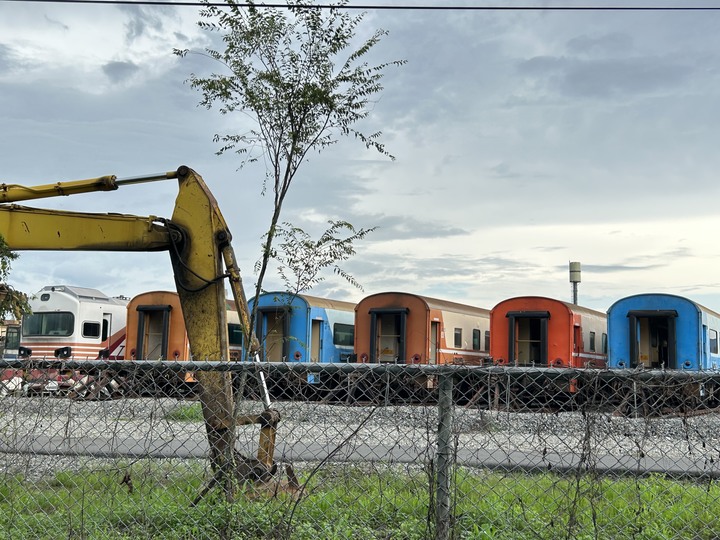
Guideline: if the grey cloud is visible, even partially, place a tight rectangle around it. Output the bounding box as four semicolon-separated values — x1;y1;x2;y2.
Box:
173;31;192;45
0;44;14;71
342;252;557;307
285;209;466;243
565;59;691;98
519;55;692;99
566;33;634;56
120;4;167;42
284;168;467;241
561;263;662;275
102;60;141;83
622;247;693;266
0;43;26;72
489;162;517;179
372;215;466;240
553;250;689;277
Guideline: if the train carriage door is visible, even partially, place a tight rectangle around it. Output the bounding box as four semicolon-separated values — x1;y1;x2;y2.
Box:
98;313;113;358
429;320;440;365
311;319;322;362
506;311;549;366
2;325;20;360
257;308;288;362
573;325;583;367
135;305;171;360
627;310;677;369
369;308;408;363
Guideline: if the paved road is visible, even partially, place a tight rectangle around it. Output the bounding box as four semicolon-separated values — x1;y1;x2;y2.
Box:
2;434;719;480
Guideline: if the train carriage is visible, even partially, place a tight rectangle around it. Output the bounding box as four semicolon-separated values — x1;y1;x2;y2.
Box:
20;285;128;360
608;293;720;371
351;292;490;402
246;291;356;398
490;296;607;368
124;290;244;394
354;292;491;365
248;291;356;364
126;291;190;362
126;291;243;361
9;285;128;394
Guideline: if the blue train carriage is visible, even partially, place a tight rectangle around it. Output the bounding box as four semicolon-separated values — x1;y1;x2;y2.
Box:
248;291;356;394
608;293;720;371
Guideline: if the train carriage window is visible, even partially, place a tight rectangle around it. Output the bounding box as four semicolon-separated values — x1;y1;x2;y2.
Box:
22;312;74;337
333;323;354;347
485;330;490;352
589;332;596;352
5;327;19;350
710;329;719;355
82;322;101;339
228;323;244;347
472;329;481;351
602;333;608;355
454;328;462;348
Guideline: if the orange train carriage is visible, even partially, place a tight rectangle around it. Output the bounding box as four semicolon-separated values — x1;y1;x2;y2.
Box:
490;296;607;368
124;290;244;394
354;292;491;365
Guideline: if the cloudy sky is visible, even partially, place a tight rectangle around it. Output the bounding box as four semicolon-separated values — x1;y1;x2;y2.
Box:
3;0;720;314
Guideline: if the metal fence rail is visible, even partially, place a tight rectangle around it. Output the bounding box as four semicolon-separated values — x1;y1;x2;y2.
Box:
2;360;720;539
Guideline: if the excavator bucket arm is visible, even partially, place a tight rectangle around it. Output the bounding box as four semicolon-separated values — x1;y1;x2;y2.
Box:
0;165;280;494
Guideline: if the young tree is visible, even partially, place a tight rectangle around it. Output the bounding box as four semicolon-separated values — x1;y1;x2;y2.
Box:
176;0;402;499
175;0;404;345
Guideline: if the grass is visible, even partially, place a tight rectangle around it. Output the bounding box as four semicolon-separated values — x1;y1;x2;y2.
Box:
2;462;720;539
163;402;204;422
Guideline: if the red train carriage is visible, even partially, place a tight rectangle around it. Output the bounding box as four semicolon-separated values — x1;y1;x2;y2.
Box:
490;296;607;368
355;292;491;365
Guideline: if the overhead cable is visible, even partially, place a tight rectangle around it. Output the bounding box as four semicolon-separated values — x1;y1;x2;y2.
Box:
3;0;720;10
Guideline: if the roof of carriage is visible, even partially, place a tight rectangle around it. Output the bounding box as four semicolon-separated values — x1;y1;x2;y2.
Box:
356;291;490;317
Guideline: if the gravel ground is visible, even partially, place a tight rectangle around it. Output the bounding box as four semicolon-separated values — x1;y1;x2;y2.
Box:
3;395;720;479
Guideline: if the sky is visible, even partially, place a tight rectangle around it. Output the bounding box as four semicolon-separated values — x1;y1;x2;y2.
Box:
3;0;720;314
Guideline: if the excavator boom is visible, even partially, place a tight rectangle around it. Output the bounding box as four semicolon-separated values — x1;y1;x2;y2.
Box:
0;165;277;489
0;206;172;251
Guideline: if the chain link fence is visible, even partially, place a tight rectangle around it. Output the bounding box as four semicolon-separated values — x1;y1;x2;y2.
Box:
2;360;720;539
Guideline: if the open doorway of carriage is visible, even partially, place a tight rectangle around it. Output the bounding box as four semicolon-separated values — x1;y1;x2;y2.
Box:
369;308;407;363
504;311;558;409
627;310;677;369
254;307;293;398
352;308;412;403
506;311;549;366
133;305;187;395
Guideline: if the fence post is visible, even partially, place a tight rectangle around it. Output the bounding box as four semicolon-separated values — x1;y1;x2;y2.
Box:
435;371;453;540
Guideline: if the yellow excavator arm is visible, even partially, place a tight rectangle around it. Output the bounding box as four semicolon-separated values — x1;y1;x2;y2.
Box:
0;206;172;251
0;166;277;485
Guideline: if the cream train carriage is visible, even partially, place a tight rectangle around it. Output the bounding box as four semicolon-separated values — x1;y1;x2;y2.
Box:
20;285;128;360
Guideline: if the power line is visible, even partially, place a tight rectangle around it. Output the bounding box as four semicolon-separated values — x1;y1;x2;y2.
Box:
3;0;720;9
